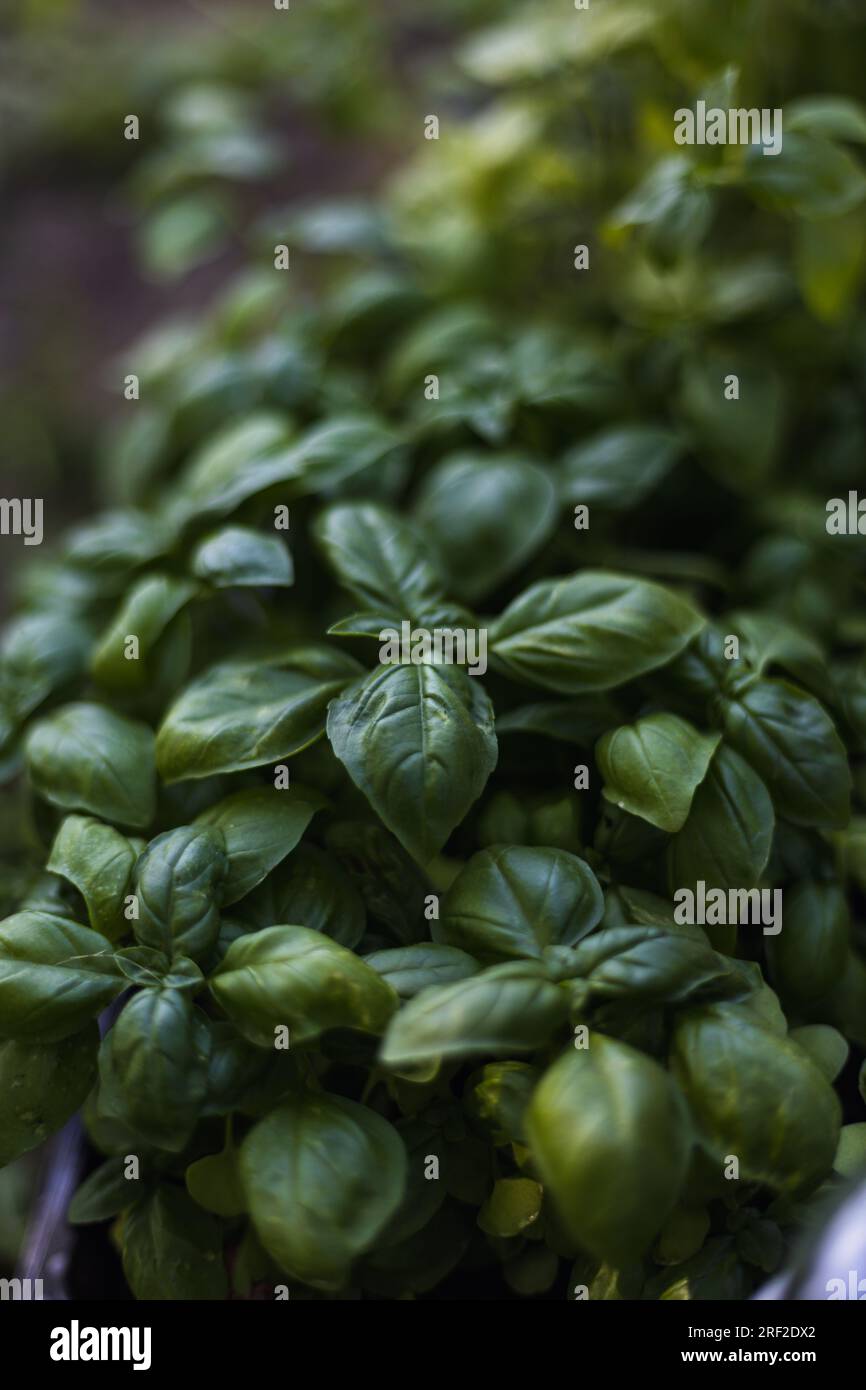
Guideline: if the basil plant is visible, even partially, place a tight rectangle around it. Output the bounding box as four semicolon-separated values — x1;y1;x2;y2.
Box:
2;0;866;1300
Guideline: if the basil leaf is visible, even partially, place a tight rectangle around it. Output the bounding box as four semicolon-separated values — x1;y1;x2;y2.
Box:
98;989;211;1152
478;1177;543;1238
325;821;428;947
174;414;404;522
360;1199;473;1297
464;1061;538;1146
237;843;366;949
489;571;704;694
133;825;227;961
789;1024;849;1083
496;695;623;746
194;786;323;906
191;525;293;589
91;575;198;692
363;944;480;999
558;425;684;508
0;1025;98;1168
69;1155;144;1225
378;961;569;1068
667;745;775;900
438;845;603;962
156;645;360;782
414;453;557;602
239;1092;407;1288
765;880;849;1005
670;1003;841;1193
327;662;498;865
720;678;851;829
25;702;157;830
374;1117;447;1248
315;501;447;621
596;713;720;833
563;927;739;1008
47;815;140;941
0;912;120;1042
525;1034;692;1264
201;1021;272;1117
209;925;398;1048
186;1144;246;1218
0;612;90;722
64;509;170;573
122;1186;228;1300
744;131;866;220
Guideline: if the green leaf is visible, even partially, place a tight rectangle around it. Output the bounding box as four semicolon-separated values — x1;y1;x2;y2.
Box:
237;843;366;949
720;678;851;829
156;645;360;782
834;1123;866;1179
413;453;557;602
745;132;866;220
478;1177;543;1238
25;703;157;830
0;612;90;722
325;820;429;946
239;1092;407;1288
133;825;227;961
607;158;713;264
489;571;704;695
194;786;323;906
439;845;603;963
209;925;398;1048
186;1143;246;1217
64;509;170;573
597;713;720;833
175;415;403;522
795;211;866;322
525;1034;692;1265
91;575;198;692
327;662;498;865
788;1025;849;1083
315;501;447;621
139;193;229;279
0;1025;98;1168
464;1061;538;1145
670;1003;841;1192
0;912;120;1043
201;1020;272;1117
788;95;866;143
122;1186;228;1300
191;526;293;589
558;425;684;508
496;696;622;745
681;350;786;493
564;927;739;1009
172;413;293;513
69;1155;143;1224
364;943;480;999
379;961;569;1068
667;745;775;900
46;815;139;942
98;989;211;1152
765;880;849;1005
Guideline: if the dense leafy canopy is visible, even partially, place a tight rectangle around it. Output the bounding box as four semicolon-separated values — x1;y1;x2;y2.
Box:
1;0;866;1305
